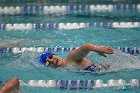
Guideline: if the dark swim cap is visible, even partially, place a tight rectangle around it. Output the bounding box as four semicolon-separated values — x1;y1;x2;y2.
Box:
39;52;54;65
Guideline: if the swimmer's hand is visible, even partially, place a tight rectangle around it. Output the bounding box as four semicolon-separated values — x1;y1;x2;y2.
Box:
95;46;114;57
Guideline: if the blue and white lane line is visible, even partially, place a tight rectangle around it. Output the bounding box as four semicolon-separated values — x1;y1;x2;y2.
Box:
0;22;140;31
19;79;140;89
0;47;139;55
0;4;140;15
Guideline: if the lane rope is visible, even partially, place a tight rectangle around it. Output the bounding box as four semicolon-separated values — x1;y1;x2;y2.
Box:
0;47;139;55
0;4;140;15
19;79;140;89
0;22;140;30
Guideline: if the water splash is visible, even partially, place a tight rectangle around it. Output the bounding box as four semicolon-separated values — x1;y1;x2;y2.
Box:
90;49;140;73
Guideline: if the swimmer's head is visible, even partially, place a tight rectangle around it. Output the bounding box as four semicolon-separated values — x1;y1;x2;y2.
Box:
39;52;64;67
39;52;54;65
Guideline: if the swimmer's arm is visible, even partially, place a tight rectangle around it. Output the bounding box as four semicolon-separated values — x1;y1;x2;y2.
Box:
66;43;114;61
0;77;20;93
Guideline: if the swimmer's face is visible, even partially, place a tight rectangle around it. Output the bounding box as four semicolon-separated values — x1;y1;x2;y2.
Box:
45;54;63;67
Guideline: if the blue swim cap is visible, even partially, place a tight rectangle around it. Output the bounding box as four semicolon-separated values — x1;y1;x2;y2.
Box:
39;52;54;65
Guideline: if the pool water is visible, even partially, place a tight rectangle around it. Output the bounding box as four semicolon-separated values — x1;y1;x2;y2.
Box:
0;2;140;93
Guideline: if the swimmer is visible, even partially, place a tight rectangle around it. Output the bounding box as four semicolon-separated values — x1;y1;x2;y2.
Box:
39;43;114;72
0;77;22;93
